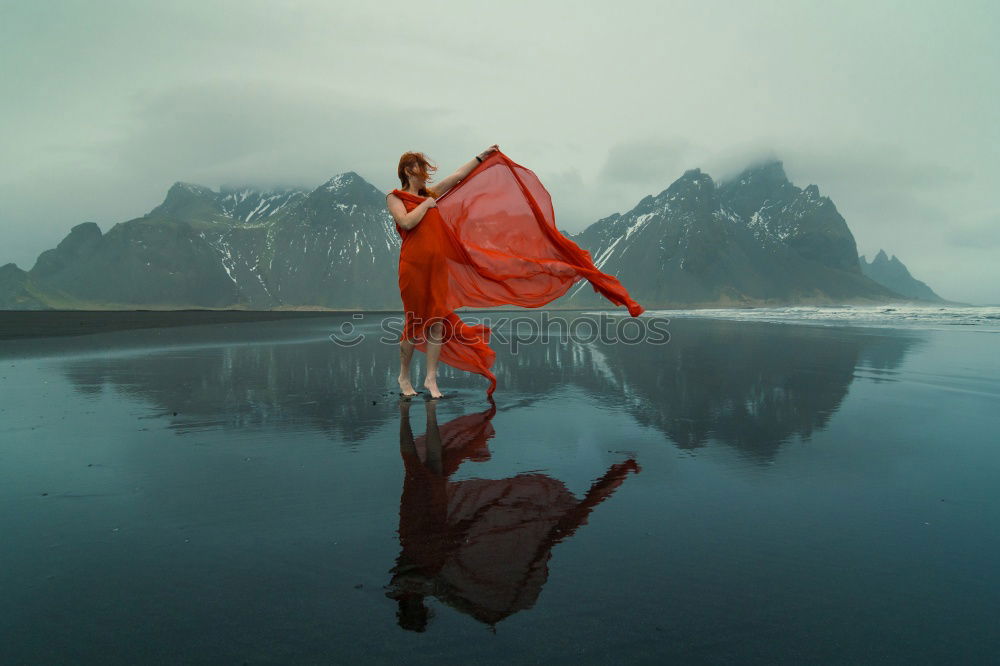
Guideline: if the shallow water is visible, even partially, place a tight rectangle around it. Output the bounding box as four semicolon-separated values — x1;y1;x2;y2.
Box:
2;312;999;663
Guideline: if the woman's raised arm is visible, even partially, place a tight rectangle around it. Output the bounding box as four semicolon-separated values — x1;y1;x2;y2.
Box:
432;145;500;198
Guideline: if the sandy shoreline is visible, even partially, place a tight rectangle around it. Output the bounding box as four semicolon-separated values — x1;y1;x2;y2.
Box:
0;308;608;341
0;309;382;340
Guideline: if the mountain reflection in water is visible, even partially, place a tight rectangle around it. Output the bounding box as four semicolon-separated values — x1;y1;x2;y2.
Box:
56;316;920;459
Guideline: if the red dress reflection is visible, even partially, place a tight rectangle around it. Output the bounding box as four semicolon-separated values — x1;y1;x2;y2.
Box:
387;401;640;631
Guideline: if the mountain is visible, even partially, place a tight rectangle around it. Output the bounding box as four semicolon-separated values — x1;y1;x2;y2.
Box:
0;263;50;310
860;250;945;302
4;158;940;311
13;173;402;310
565;160;899;307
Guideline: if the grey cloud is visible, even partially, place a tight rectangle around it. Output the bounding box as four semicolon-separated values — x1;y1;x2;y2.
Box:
539;167;598;233
598;138;696;188
99;79;472;191
948;218;1000;248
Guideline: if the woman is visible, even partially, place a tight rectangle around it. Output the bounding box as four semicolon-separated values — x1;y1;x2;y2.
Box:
386;146;500;399
386;145;644;399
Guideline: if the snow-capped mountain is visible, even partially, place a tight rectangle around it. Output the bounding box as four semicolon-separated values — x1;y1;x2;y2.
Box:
1;158;947;310
147;182;309;226
9;172;403;309
566;160;899;307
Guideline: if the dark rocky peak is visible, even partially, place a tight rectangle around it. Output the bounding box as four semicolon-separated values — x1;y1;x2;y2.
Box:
317;171;372;196
867;250;908;271
861;250;904;273
860;250;945;302
717;158;799;218
63;221;102;247
30;222;103;277
304;171;385;212
1;262;26;278
0;262;50;309
662;168;715;196
165;181;216;201
736;159;788;185
720;158;775;189
676;167;713;185
634;193;656;211
653;167;711;193
321;171;363;188
148;181;225;221
616;193;662;223
657;168;718;215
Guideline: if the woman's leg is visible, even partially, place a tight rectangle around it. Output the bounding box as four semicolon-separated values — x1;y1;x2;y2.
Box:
423;321;444;398
398;338;418;396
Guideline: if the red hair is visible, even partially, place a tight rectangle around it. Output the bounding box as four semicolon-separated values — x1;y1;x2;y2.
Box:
397;151;440;198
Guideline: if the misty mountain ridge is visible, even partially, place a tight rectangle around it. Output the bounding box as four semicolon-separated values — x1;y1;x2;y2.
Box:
1;159;947;310
860;249;946;303
566;159;903;307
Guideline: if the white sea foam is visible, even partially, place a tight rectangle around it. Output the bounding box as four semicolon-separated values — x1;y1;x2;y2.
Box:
588;304;1000;332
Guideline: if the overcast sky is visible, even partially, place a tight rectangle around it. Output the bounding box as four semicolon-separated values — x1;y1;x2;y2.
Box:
2;0;997;303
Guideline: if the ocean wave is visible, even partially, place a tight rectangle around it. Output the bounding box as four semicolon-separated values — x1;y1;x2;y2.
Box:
589;305;1000;332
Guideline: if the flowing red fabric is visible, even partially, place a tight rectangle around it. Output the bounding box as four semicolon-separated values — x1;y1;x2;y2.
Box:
390;149;645;395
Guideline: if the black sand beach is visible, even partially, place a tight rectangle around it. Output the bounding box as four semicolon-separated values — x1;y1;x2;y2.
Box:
0;309;367;340
2;310;999;663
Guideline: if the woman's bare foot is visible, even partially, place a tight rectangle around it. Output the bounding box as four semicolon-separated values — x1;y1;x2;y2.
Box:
423;375;444;399
398;374;418;397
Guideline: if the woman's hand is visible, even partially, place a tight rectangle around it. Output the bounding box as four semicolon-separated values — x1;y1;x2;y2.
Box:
423;196;437;208
478;144;499;159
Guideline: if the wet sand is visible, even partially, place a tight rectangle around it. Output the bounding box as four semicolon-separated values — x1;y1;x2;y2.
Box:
0;309;372;340
2;311;999;663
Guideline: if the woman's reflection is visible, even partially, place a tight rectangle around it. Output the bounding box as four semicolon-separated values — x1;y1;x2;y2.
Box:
387;398;640;632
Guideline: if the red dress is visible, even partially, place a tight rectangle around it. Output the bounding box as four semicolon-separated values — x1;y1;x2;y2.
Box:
389;149;644;396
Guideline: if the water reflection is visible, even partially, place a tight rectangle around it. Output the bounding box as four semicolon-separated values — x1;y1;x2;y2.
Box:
492;321;921;460
55;316;920;457
387;399;639;631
